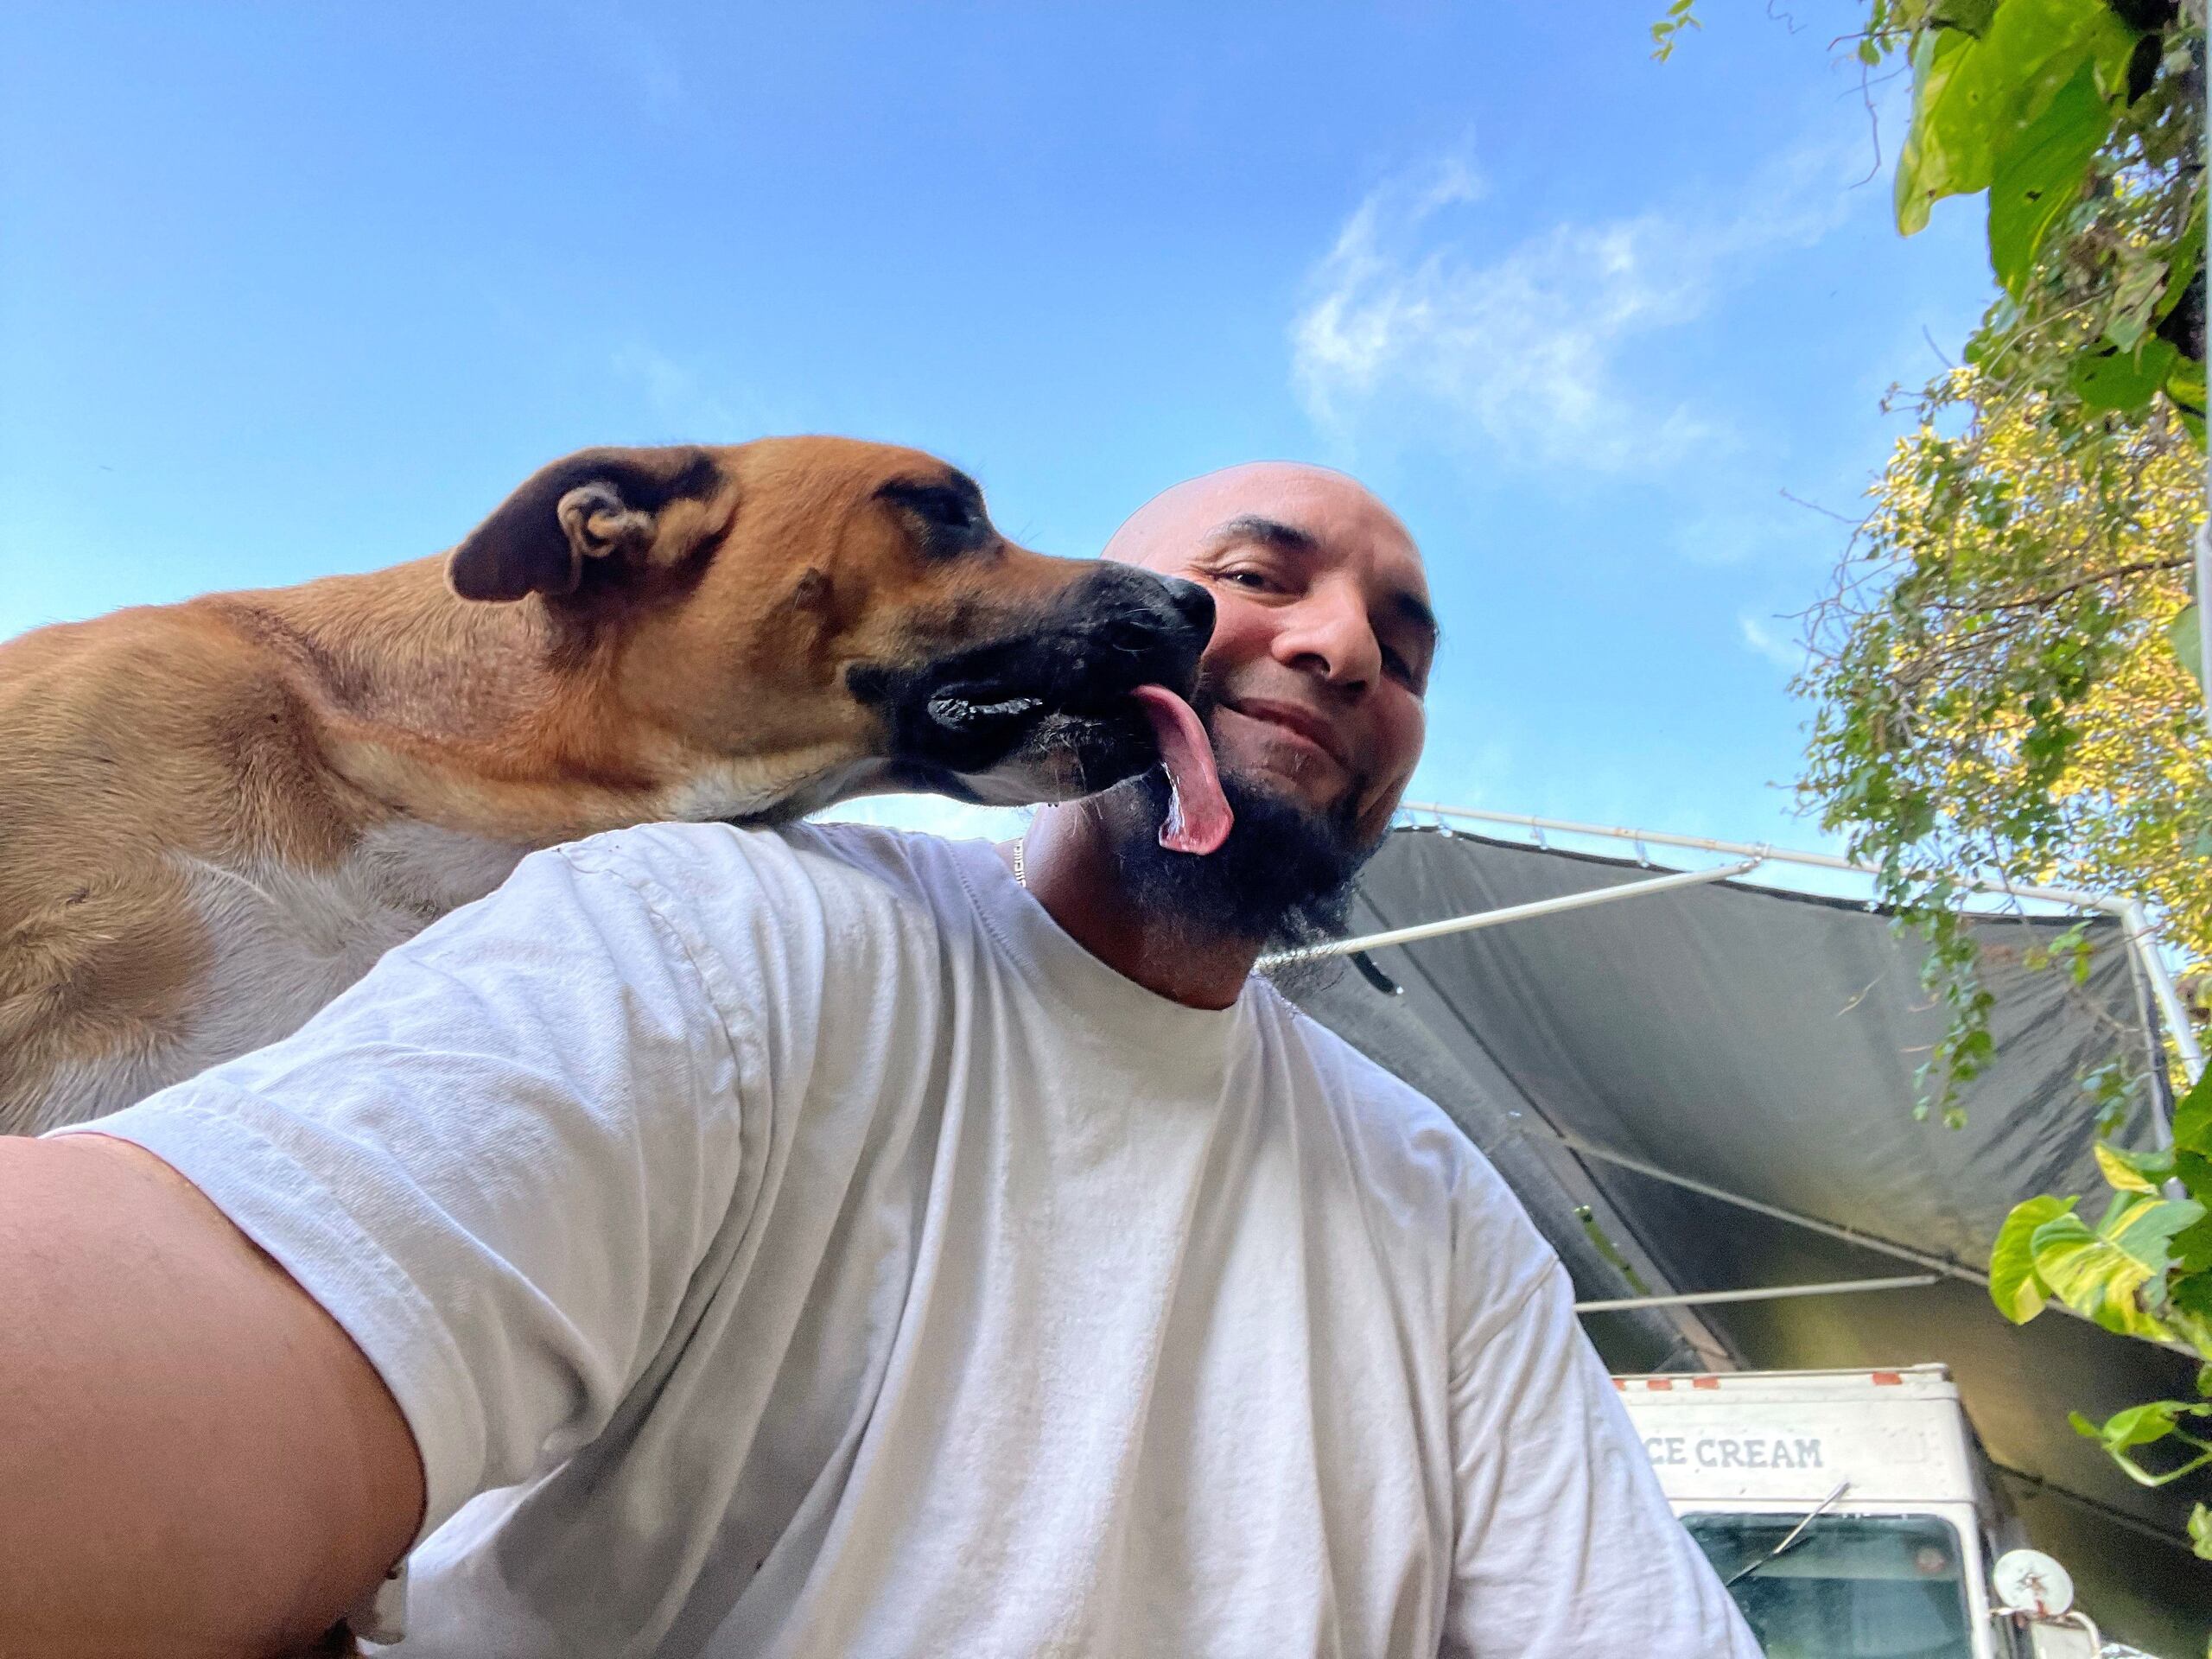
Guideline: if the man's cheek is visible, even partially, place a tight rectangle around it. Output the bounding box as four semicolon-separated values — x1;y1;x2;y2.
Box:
1357;742;1421;834
1398;702;1428;763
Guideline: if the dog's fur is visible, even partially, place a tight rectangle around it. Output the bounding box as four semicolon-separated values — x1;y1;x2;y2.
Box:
1;436;1211;1135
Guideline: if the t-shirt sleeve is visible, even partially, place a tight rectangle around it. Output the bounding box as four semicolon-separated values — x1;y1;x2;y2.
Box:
50;834;763;1541
1440;1252;1764;1657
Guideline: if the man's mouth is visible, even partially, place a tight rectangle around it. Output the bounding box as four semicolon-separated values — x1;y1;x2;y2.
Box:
1218;697;1350;773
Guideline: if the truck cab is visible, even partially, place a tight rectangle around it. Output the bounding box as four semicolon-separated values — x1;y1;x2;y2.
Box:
1616;1365;2100;1658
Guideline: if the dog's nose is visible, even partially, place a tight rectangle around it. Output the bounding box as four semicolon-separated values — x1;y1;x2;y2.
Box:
1160;575;1215;636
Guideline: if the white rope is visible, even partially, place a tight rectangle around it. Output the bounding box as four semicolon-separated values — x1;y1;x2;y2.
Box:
1574;1274;1938;1313
1260;856;1763;967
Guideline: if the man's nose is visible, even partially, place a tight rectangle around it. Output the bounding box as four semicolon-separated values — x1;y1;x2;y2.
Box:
1272;584;1380;689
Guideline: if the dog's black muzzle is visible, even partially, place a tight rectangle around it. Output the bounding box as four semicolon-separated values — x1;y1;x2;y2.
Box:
850;564;1215;800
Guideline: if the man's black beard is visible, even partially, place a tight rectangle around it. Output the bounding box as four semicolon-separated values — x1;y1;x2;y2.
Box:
1099;761;1383;963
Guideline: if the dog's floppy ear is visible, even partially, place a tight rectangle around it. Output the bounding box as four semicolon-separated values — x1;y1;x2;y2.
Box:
448;445;723;603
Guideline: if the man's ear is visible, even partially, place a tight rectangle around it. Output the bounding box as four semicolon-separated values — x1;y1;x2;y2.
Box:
447;445;723;603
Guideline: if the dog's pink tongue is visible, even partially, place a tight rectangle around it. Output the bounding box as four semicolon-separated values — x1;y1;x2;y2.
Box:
1129;684;1232;855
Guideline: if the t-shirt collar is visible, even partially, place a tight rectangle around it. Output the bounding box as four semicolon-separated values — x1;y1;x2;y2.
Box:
948;836;1260;1065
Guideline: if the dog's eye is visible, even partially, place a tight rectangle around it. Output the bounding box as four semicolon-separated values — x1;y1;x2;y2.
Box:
899;486;974;531
918;490;974;530
879;480;989;555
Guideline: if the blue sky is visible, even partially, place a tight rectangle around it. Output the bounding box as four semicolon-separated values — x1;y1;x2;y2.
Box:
0;2;1997;858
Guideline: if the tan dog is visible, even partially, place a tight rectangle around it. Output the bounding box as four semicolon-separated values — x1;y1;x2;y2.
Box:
0;437;1214;1135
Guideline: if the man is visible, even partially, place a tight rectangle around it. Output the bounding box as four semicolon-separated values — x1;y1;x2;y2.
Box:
0;464;1759;1656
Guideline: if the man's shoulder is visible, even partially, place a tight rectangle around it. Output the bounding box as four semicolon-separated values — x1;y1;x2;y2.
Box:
1262;990;1556;1279
1264;989;1471;1160
548;818;984;941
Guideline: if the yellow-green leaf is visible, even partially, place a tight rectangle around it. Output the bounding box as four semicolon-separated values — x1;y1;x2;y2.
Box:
1990;1193;2075;1321
1897;29;1993;235
2031;1194;2204;1337
2073;1397;2203;1453
2098;1139;2173;1194
1897;0;2134;235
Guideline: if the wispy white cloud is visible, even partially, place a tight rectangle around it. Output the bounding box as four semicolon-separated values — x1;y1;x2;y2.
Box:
1738;609;1806;671
1290;143;1853;475
611;343;748;439
1672;495;1851;569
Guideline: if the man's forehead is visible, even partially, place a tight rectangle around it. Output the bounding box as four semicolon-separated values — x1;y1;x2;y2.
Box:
1109;462;1423;582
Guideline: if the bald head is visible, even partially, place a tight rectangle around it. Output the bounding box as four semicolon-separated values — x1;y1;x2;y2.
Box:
1103;461;1419;578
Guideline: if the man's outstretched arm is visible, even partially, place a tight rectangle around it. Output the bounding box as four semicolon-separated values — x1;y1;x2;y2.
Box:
0;1133;423;1657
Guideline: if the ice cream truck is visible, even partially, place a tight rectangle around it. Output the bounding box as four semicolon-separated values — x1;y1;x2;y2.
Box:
1617;1365;2105;1658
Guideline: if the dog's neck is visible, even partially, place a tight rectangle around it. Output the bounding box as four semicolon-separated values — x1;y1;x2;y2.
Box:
218;556;574;736
206;556;737;846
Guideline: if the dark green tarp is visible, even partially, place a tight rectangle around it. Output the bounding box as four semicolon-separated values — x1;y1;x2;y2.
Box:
1288;826;2210;1654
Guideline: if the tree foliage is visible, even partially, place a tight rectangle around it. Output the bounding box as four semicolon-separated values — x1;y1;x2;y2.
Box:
1882;0;2205;436
1804;0;2202;1052
1649;0;1703;61
1798;371;2209;1122
1798;0;2206;1116
1664;0;2212;1567
1817;0;2211;1568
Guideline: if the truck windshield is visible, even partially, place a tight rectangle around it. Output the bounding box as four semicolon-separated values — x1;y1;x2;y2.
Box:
1682;1513;1975;1659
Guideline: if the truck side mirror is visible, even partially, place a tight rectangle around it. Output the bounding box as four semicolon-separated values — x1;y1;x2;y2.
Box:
1990;1549;2098;1658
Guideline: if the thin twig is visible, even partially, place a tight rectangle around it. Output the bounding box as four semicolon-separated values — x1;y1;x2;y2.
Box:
1779;488;1866;528
1853;57;1885;188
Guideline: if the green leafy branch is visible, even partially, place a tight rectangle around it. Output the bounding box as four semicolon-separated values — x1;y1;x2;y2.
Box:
1656;0;2212;1589
1887;0;2206;434
1651;0;1702;61
1797;369;2205;1126
1789;0;2207;1125
1995;1066;2212;1551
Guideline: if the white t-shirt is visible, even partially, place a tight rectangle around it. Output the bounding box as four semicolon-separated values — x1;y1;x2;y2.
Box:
71;823;1758;1658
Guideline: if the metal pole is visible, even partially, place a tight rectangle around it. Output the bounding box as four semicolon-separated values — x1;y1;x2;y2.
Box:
1543;1125;2193;1349
1262;856;1764;965
2119;896;2202;1102
1399;803;2115;912
1540;1125;1995;1288
1574;1274;1938;1313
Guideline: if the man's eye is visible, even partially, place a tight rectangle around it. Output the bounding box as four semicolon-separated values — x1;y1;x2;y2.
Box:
1217;569;1272;589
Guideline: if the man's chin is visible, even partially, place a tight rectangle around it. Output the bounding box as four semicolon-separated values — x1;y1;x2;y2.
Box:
1102;762;1382;954
1237;766;1352;824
